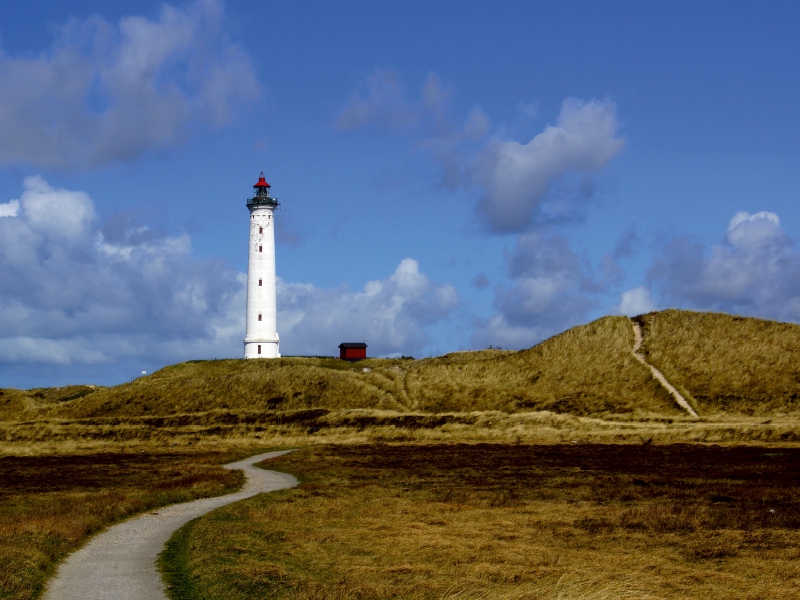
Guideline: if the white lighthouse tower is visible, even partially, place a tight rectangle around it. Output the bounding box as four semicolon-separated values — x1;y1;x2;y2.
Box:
243;173;280;359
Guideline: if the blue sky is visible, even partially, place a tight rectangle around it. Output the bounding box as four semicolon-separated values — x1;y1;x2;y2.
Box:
2;0;800;388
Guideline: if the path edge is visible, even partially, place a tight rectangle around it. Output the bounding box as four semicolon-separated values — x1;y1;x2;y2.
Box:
157;451;298;600
35;452;251;600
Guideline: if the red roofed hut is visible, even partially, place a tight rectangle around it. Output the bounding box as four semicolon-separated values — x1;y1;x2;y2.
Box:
339;342;367;361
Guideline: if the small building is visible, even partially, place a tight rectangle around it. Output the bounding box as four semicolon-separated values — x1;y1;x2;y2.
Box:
339;342;367;361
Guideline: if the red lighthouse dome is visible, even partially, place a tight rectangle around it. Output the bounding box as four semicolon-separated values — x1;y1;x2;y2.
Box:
254;172;270;188
247;172;278;206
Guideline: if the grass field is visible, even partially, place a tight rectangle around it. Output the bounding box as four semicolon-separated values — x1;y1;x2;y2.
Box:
161;444;800;600
0;450;245;600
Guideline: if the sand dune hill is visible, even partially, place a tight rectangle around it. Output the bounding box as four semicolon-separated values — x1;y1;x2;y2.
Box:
3;310;800;421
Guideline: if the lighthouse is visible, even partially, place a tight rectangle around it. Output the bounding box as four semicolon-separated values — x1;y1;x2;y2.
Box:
243;173;280;359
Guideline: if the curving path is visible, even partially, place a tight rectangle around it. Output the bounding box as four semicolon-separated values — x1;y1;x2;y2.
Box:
43;450;298;600
631;320;699;418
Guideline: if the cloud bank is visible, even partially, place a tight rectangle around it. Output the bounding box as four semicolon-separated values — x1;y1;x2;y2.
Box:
0;178;457;372
472;233;621;349
278;258;458;357
0;176;243;365
0;0;258;169
649;211;800;322
336;70;624;233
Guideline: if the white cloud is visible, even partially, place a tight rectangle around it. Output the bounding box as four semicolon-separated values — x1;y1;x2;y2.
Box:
0;177;243;366
18;176;95;239
0;200;19;217
0;337;113;365
336;73;623;233
649;211;800;321
0;0;259;169
475;98;624;232
471;233;599;349
278;258;458;357
613;286;656;316
725;211;782;248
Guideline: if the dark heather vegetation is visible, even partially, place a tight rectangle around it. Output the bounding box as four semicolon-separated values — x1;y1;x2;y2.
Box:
0;451;244;600
162;444;800;600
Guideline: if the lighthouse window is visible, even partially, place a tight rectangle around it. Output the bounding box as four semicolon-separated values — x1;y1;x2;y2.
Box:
258;345;261;355
258;313;262;321
259;226;263;234
259;245;262;252
258;278;262;286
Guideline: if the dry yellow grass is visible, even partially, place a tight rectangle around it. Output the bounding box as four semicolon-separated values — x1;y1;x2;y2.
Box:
636;310;800;416
0;316;677;423
5;310;800;427
407;317;673;416
161;444;800;600
0;385;103;422
5;310;800;455
0;451;244;600
5;406;800;459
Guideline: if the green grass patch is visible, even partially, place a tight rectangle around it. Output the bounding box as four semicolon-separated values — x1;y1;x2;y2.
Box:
159;519;199;600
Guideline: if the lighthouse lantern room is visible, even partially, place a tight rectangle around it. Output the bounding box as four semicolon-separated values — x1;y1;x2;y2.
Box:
243;173;281;359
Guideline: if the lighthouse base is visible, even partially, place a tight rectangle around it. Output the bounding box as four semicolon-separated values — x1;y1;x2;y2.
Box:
244;339;280;359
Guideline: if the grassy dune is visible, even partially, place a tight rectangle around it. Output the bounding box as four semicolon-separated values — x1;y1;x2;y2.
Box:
1;316;676;421
406;316;672;415
0;385;103;422
4;310;800;453
636;310;800;416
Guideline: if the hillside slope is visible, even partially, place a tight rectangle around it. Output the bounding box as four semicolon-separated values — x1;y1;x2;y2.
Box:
0;316;677;420
636;310;800;416
408;316;673;415
5;310;800;421
0;385;103;422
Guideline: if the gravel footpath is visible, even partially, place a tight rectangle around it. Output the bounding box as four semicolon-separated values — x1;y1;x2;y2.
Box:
43;450;297;600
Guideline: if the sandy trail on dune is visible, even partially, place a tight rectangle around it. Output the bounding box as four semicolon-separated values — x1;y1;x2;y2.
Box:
43;450;297;600
631;320;698;418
